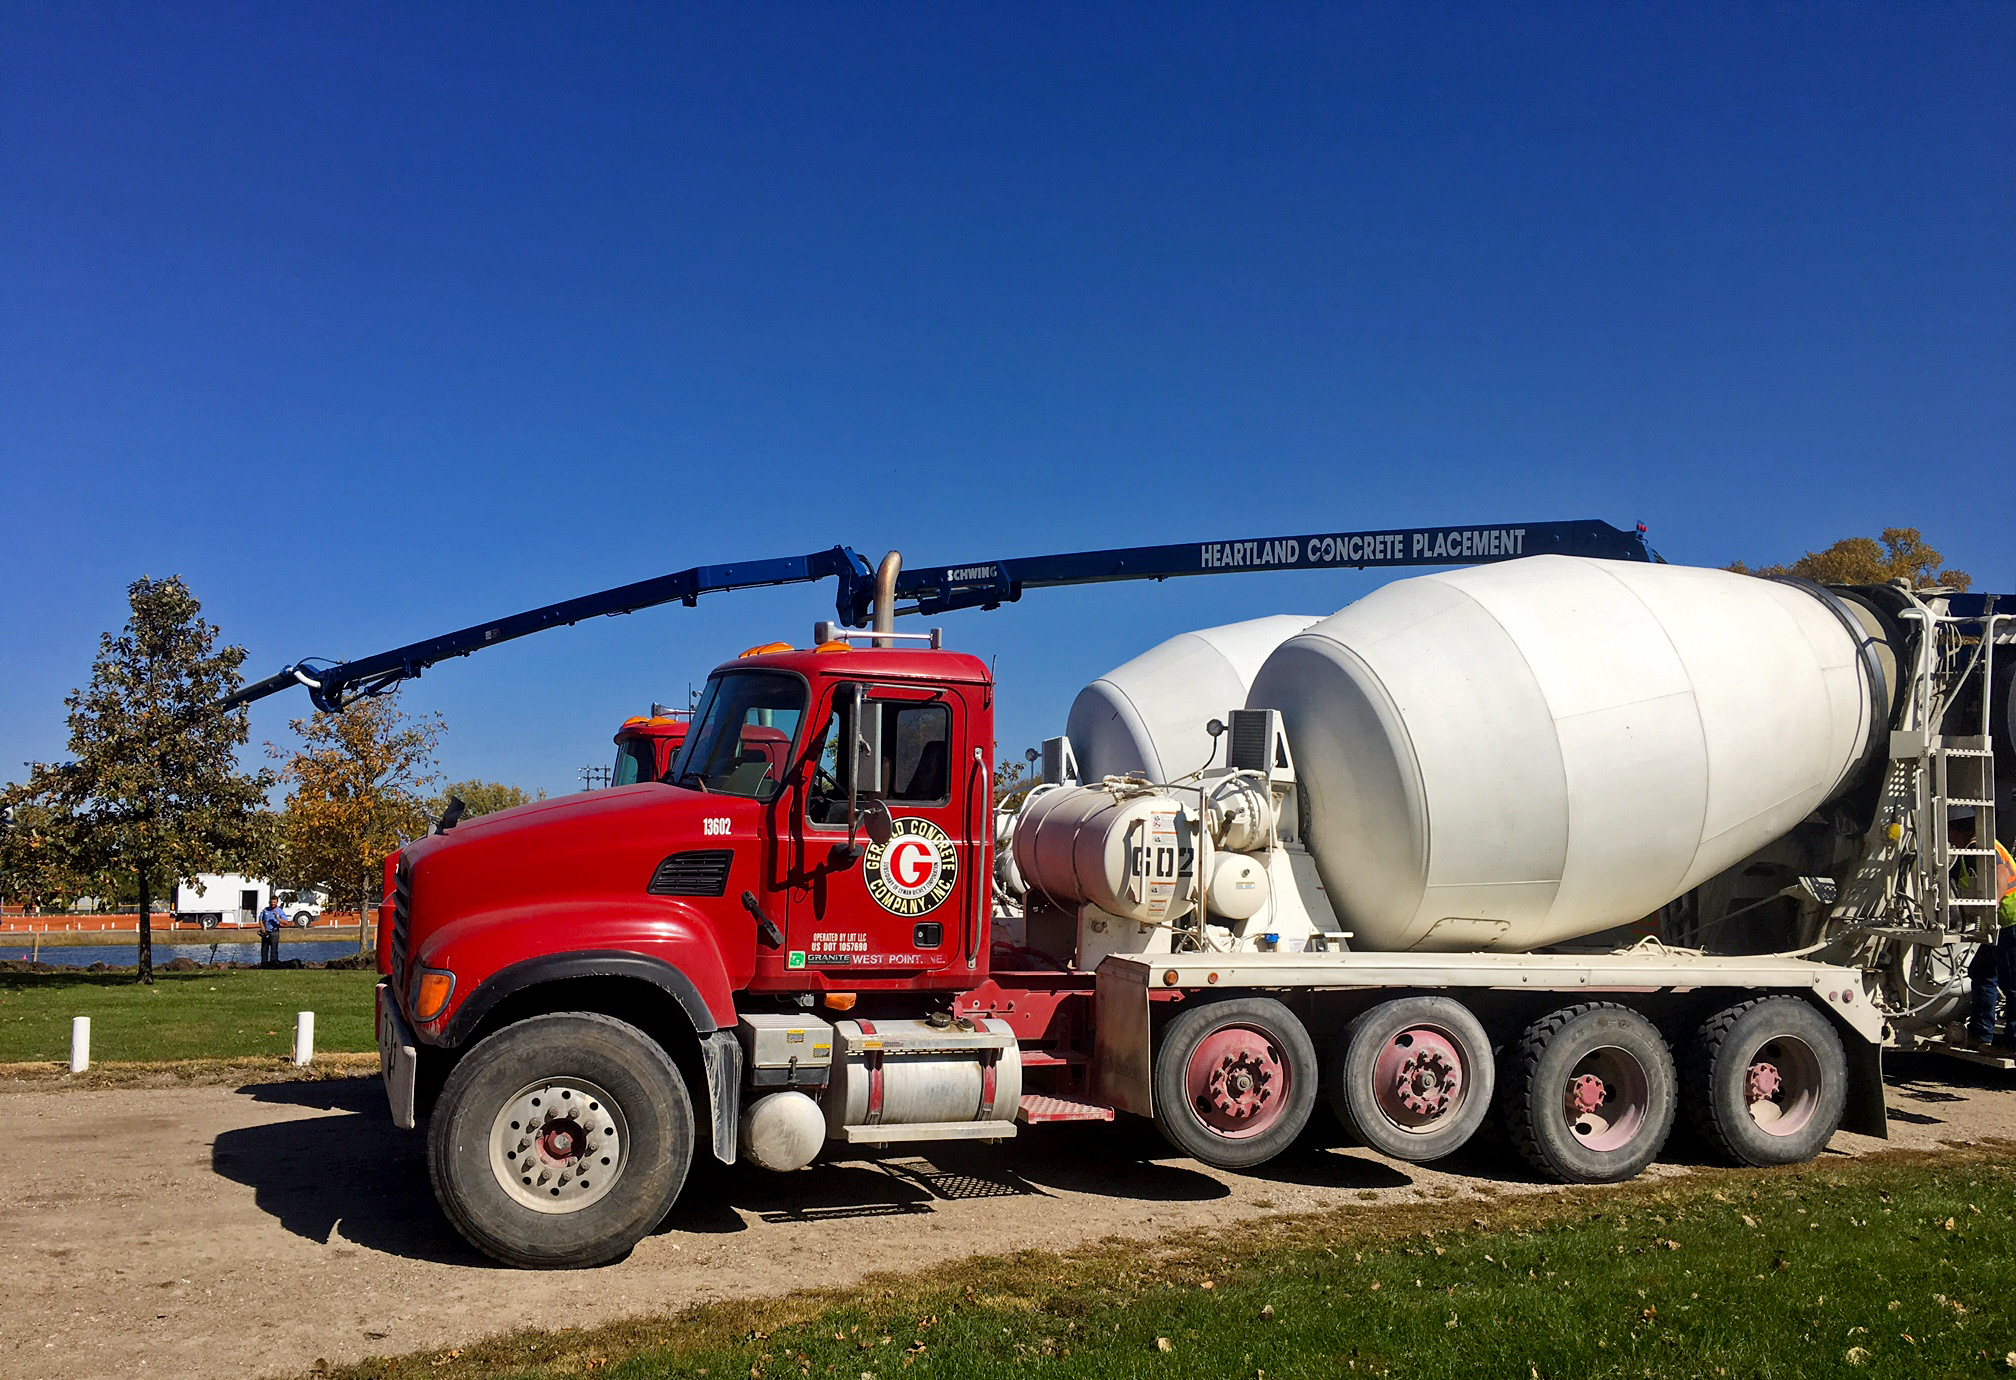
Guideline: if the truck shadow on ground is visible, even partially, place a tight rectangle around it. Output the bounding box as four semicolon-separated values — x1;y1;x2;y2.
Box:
213;1077;493;1267
218;1079;1418;1260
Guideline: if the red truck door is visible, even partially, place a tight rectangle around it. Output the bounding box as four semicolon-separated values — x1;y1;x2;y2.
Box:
784;682;978;979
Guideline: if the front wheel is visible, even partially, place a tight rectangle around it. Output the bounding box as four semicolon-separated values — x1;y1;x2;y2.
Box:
428;1011;694;1268
1151;996;1317;1169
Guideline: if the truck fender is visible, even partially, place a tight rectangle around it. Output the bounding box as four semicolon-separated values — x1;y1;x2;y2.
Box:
441;950;720;1045
440;950;746;1162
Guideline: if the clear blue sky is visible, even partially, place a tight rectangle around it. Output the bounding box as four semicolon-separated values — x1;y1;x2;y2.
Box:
3;3;2011;797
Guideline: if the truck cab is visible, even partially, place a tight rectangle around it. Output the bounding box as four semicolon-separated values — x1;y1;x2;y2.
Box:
611;710;689;786
377;637;1007;1266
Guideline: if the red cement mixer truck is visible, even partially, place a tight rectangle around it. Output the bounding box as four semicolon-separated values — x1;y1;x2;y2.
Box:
226;525;2013;1266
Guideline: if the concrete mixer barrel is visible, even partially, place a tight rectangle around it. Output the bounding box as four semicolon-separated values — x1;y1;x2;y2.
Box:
1248;556;1893;953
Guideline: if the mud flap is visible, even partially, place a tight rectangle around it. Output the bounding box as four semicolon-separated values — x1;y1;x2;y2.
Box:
1093;957;1154;1116
701;1028;743;1164
1842;1035;1888;1140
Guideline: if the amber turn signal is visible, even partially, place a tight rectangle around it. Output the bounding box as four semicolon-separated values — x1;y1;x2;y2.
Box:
822;992;858;1011
411;968;455;1023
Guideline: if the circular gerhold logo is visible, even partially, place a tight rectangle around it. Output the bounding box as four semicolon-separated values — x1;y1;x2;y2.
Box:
865;817;958;916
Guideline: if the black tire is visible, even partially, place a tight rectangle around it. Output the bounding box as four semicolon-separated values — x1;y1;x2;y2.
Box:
1684;997;1847;1167
1151;996;1317;1169
1330;995;1495;1162
292;911;314;928
427;1011;694;1268
1501;1003;1675;1184
199;913;219;931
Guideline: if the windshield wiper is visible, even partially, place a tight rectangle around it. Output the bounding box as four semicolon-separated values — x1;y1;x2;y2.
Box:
675;771;711;794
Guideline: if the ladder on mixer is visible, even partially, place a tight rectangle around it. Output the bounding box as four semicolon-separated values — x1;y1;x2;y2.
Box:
1929;737;1999;937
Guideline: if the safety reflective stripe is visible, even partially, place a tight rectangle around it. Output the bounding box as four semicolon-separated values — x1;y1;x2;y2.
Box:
858;1019;885;1126
978;1048;999;1120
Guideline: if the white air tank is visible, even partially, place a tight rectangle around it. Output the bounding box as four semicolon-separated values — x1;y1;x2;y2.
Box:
1067;615;1321;781
1013;786;1195;924
1249;557;1888;953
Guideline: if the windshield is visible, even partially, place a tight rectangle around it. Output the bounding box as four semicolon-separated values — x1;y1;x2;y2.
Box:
613;738;658;786
667;671;806;800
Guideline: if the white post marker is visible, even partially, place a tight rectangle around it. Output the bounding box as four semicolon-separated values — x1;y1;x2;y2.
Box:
70;1016;90;1073
294;1010;315;1066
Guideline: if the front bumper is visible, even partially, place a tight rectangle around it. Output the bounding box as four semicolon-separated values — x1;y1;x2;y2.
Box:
376;981;419;1130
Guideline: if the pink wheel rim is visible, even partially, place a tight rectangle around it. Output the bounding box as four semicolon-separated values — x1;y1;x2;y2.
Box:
1185;1024;1291;1139
1371;1026;1467;1132
1744;1035;1822;1137
1562;1046;1650;1153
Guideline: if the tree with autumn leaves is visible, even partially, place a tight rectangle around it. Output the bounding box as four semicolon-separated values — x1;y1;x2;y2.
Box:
273;694;443;926
1729;527;1971;591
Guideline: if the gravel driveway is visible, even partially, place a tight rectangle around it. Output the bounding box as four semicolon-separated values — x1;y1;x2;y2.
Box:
1;1054;2010;1380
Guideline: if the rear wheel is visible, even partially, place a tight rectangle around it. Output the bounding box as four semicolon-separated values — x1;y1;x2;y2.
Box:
1330;996;1494;1162
1684;998;1847;1167
292;911;314;928
428;1011;693;1268
1152;996;1317;1169
1502;1003;1675;1184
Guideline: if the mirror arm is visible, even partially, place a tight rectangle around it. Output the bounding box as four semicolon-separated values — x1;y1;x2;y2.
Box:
830;683;868;867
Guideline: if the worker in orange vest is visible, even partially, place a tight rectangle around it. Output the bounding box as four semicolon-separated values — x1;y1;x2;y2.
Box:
1958;808;2016;1050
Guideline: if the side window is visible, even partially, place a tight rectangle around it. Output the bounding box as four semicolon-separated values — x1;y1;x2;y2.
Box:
884;704;950;803
805;696;953;826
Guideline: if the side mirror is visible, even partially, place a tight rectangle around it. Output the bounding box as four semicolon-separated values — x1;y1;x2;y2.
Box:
862;798;893;847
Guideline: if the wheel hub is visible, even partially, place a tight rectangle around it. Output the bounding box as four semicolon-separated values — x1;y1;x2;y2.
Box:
1745;1061;1782;1104
1395;1047;1461;1117
1185;1025;1292;1140
1371;1027;1469;1130
1206;1050;1275;1119
489;1078;629;1214
1567;1072;1608;1118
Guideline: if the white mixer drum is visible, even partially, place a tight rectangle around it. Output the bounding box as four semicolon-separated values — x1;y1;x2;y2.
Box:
1067;615;1321;781
1249;557;1887;952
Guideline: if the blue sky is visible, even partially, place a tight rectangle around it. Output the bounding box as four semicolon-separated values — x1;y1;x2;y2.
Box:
3;3;2011;796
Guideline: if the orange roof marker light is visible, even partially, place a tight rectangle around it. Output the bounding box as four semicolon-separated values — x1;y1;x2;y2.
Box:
739;642;793;658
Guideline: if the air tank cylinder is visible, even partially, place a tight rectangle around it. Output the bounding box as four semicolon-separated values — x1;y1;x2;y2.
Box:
1012;786;1196;924
824;1019;1022;1138
1249;556;1893;953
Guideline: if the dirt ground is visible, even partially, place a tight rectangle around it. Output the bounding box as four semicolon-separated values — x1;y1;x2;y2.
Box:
2;1053;2011;1380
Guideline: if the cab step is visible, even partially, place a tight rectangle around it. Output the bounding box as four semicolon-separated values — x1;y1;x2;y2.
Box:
1017;1093;1116;1125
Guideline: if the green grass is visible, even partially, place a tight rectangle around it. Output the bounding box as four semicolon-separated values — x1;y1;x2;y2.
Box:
0;967;380;1062
330;1151;2016;1380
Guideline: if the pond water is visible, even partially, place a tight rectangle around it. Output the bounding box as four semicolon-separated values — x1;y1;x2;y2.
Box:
5;941;366;968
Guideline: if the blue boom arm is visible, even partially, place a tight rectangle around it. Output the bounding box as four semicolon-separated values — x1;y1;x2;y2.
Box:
228;518;1657;712
875;517;1657;622
226;546;874;712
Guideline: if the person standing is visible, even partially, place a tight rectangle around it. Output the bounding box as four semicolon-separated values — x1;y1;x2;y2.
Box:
257;894;287;967
1957;809;2016;1049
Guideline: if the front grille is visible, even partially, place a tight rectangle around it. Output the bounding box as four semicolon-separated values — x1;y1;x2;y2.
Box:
390;861;412;981
648;849;733;897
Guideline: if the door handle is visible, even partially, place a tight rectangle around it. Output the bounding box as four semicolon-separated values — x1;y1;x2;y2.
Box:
740;891;785;949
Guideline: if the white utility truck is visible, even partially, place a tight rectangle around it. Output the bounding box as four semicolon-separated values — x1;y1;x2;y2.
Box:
173;875;327;928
